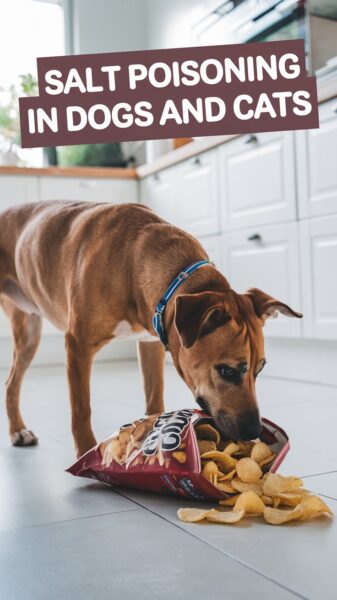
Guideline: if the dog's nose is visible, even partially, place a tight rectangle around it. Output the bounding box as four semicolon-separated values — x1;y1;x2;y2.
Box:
237;414;262;441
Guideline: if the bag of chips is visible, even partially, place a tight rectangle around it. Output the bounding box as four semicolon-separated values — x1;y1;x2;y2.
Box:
67;409;289;501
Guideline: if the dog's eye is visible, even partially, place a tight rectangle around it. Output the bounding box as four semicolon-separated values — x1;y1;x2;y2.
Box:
217;364;238;382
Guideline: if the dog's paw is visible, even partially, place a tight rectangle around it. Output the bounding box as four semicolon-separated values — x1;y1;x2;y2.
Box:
11;429;39;447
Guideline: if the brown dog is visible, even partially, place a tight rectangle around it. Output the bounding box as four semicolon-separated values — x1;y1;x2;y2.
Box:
0;201;302;456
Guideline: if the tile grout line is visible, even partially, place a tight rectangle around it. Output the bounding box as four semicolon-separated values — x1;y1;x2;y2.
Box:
302;469;337;479
0;506;142;535
114;490;309;600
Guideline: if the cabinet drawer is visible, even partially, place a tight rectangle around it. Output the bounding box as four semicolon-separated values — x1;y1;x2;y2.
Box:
175;149;220;236
300;215;337;339
297;98;337;219
39;177;137;204
0;175;39;210
220;131;296;230
221;223;302;338
140;169;175;223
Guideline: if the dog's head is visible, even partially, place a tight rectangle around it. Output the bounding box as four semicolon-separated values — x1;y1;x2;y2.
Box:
172;288;302;441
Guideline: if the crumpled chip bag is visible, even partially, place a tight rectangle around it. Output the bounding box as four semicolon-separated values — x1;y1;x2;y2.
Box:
67;409;289;500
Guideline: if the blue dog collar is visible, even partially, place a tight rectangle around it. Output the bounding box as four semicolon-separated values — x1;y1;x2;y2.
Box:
152;259;212;348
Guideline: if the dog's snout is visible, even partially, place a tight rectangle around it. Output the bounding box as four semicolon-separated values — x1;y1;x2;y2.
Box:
214;410;262;441
236;413;262;441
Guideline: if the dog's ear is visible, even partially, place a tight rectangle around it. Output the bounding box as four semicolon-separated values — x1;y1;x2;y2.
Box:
246;288;303;322
175;291;231;348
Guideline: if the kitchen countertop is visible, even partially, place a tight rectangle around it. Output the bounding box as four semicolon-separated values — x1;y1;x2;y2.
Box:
1;80;336;182
137;82;337;179
0;166;137;179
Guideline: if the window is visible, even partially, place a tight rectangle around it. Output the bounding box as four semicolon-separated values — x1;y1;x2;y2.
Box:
0;0;65;165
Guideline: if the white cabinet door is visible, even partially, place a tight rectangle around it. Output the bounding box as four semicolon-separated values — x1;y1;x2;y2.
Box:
140;169;175;223
0;175;39;211
300;215;337;339
220;132;296;230
297;98;337;219
221;223;302;338
39;177;137;204
198;234;221;268
0;174;57;339
175;149;220;236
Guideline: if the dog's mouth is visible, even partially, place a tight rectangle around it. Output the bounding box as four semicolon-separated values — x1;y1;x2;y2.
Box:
196;396;211;414
196;397;239;440
213;411;238;440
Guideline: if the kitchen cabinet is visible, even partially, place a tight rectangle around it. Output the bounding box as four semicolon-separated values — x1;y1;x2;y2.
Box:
39;176;137;204
297;98;337;219
0;175;39;210
219;131;296;230
140;149;220;237
0;172;137;341
175;150;220;237
140;168;175;222
198;234;222;267
221;223;302;338
300;214;337;340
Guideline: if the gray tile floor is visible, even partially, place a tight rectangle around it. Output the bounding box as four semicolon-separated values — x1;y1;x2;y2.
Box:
0;359;336;600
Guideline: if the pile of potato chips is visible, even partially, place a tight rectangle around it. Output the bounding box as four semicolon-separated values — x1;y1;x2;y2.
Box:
178;423;333;526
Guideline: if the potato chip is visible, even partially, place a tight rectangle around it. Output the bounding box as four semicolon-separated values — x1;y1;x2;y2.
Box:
300;495;333;520
261;495;273;506
259;454;276;468
206;509;245;524
197;439;217;454
236;458;262;483
233;491;265;515
273;498;281;508
251;442;273;464
177;508;210;523
224;442;240;456
263;504;304;525
200;451;236;471
219;494;241;506
202;460;219;483
195;423;220;445
214;480;236;494
263;473;303;497
172;451;187;464
275;491;309;507
231;478;264;496
237;441;255;456
217;468;236;481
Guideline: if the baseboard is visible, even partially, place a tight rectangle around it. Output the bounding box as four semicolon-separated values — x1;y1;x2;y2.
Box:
0;334;137;370
263;337;337;387
1;334;337;392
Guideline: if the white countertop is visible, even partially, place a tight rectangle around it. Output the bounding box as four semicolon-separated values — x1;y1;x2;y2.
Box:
136;78;337;179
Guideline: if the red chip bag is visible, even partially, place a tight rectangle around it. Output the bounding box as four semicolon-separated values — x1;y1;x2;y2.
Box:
67;409;289;500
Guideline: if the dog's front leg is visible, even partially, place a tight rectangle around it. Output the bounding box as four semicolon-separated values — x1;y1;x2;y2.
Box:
65;332;97;457
137;341;166;415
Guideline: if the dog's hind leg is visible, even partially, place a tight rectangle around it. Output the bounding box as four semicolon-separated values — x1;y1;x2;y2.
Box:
137;341;166;416
1;295;42;446
65;331;98;458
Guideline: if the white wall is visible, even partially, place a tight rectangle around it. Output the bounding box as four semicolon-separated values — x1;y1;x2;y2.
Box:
145;0;212;49
72;0;147;54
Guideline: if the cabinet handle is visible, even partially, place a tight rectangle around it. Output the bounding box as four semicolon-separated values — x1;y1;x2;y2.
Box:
247;233;262;242
245;134;258;144
333;104;337;114
193;156;201;166
153;172;160;182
